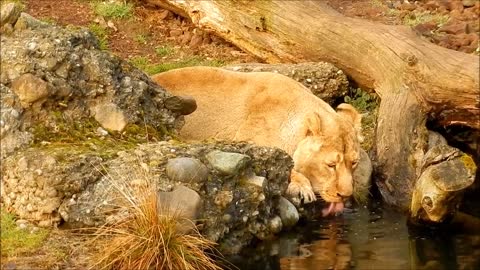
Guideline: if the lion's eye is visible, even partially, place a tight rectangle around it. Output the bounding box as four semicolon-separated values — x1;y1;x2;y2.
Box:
327;163;336;169
352;160;359;168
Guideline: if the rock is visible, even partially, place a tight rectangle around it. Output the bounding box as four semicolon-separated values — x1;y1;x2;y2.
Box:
189;34;203;48
1;16;182;157
158;9;172;20
91;102;127;131
268;215;283;234
428;131;447;149
224;62;349;105
206;150;251;176
1;2;22;28
169;29;183;37
438;21;467;35
10;74;49;107
4;140;292;254
413;22;438;36
14;13;49;31
95;127;108;137
164;95;197;115
157;185;202;233
180;32;192;45
449;1;465;12
400;2;416;11
463;0;477;7
352;148;372;203
278;196;299;228
424;1;440;11
166;157;209;183
243;173;266;189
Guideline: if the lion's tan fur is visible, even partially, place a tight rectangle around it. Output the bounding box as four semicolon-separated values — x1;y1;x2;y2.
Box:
152;67;362;204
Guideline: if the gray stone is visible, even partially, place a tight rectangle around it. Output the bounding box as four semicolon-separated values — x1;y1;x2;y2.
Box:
11;73;49;107
352;148;372;203
1;2;21;27
268;215;283;234
463;0;476;7
14;13;49;31
224;62;349;105
206;150;251;175
164;95;197;115
278;196;299;228
91;102;127;131
166;157;208;183
157;185;202;233
243;173;266;189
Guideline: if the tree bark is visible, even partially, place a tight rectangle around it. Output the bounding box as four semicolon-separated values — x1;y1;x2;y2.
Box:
147;0;480;210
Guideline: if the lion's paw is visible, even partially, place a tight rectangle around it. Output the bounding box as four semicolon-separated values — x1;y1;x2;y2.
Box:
286;182;316;203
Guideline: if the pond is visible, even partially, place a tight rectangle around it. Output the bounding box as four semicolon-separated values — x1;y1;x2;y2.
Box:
227;198;480;270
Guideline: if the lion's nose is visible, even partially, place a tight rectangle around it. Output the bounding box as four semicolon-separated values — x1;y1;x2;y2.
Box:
337;181;353;197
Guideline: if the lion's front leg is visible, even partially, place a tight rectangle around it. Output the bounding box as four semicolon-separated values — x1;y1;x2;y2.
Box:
287;169;316;203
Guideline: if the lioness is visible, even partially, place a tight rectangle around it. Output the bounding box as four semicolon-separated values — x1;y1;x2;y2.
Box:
152;67;362;216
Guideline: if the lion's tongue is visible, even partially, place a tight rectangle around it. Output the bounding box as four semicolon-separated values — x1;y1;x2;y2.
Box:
321;202;345;217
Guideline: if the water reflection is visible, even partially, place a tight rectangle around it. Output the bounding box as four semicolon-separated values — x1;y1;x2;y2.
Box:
229;201;480;270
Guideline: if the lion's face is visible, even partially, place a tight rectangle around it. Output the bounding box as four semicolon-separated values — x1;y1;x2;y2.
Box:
292;104;362;203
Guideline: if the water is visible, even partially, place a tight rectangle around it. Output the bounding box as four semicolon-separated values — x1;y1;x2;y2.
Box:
228;200;480;270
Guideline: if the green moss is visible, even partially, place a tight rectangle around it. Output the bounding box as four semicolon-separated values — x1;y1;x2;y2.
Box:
30;112;169;161
1;210;49;256
460;154;477;173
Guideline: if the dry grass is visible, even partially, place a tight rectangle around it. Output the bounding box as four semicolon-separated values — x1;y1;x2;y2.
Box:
86;165;223;270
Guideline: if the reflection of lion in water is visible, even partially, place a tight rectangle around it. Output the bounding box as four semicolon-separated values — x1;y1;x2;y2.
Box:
152;67;362;216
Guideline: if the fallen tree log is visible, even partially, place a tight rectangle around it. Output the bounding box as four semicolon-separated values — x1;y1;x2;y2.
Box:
147;0;480;211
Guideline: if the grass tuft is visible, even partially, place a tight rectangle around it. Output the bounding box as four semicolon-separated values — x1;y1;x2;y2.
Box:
1;210;49;257
88;23;109;50
86;165;223;270
403;10;450;27
155;45;176;57
92;1;133;19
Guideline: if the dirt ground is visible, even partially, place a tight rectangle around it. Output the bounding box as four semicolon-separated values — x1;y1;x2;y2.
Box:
2;0;479;269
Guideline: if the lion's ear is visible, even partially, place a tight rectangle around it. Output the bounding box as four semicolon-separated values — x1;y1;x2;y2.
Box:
336;103;364;142
303;112;324;137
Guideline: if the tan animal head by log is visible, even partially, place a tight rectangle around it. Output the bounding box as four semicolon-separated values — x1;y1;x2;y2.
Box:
290;104;361;212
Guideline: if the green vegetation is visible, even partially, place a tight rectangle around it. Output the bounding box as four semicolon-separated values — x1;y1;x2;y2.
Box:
1;0;25;10
88;23;109;50
403;10;450;27
92;1;133;19
344;87;379;151
134;34;149;45
130;56;225;75
88;170;222;270
155;45;176;57
344;87;378;113
1;210;49;257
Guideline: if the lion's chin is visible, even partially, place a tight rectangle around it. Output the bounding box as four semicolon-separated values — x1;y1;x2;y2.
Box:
321;201;344;217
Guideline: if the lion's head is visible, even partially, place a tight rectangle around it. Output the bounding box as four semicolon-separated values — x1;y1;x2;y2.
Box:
292;103;362;213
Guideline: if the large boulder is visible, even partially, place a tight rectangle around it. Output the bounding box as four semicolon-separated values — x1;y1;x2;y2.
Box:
224;62;349;104
1;140;293;254
0;6;185;158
